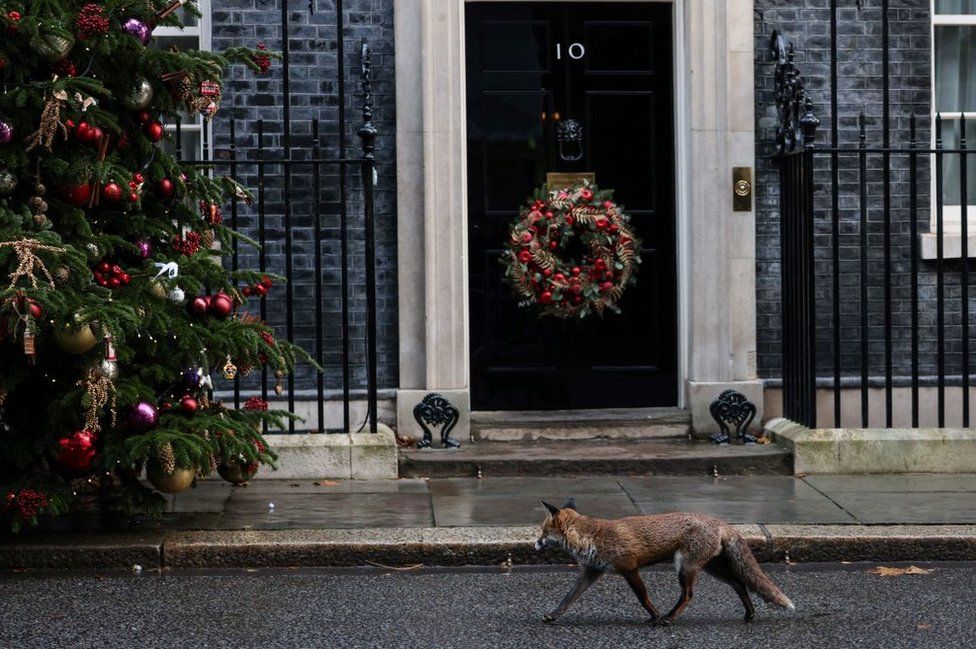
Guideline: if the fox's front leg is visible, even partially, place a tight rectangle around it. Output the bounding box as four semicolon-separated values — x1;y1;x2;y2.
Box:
543;566;604;623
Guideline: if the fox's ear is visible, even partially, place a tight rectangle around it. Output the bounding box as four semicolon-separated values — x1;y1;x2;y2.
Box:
561;497;577;511
541;501;560;516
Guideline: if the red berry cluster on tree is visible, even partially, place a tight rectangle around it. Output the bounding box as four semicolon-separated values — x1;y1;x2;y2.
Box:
253;43;272;74
53;59;78;77
3;489;49;523
93;261;131;289
241;275;273;298
76;3;110;39
244;396;269;411
172;231;202;256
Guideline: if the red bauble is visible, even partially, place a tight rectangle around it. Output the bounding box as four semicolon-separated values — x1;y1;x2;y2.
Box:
261;276;273;289
129;192;139;203
180;396;199;414
102;182;122;202
53;429;98;477
253;284;267;297
74;122;94;143
136;111;151;124
189;296;209;316
63;183;92;206
144;121;164;142
241;286;252;297
157;178;174;198
209;292;233;319
27;299;44;319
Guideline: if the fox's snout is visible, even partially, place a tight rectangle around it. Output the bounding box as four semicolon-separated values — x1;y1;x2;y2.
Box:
534;537;550;551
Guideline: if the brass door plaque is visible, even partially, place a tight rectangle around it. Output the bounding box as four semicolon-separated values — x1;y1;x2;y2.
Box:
733;167;753;212
546;172;595;191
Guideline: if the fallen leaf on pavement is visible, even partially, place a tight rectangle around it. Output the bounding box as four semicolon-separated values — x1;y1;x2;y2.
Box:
868;565;935;577
917;624;932;631
314;480;340;486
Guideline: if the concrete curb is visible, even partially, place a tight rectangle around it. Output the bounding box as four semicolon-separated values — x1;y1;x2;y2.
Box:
4;524;976;571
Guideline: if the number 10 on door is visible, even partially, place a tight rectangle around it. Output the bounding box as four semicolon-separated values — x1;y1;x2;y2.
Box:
556;42;585;60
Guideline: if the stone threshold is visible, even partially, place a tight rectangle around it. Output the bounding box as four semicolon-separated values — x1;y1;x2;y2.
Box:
6;524;976;571
470;407;691;442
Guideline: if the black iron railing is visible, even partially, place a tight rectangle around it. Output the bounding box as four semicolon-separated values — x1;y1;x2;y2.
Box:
773;29;975;430
176;32;381;433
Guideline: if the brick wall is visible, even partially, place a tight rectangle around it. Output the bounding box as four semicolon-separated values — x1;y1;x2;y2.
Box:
752;0;967;382
210;0;398;396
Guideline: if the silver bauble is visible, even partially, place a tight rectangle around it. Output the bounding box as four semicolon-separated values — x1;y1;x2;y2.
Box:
168;286;186;304
0;168;16;196
124;78;154;110
96;359;119;381
33;32;75;63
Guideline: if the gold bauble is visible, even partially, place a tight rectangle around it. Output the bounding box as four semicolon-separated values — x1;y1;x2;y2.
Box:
33;32;75;63
149;281;168;299
217;461;258;485
54;324;98;354
147;460;195;494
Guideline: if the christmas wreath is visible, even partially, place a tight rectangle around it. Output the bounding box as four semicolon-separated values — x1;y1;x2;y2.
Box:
502;182;641;319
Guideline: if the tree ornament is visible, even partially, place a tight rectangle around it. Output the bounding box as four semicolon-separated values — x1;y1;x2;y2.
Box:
135;239;152;260
149;281;168;299
217;460;258;485
144;121;164;142
502;182;641;319
189;296;209;316
222;357;238;380
77;4;111;39
253;42;272;74
126;401;159;432
0;116;12;146
146;459;194;494
122;18;151;45
52;429;98;477
209;292;233;319
180;367;205;392
54;323;98;354
77;367;117;432
124;77;154;110
168;286;186;304
180;396;199;415
53;59;77;77
102;181;122;202
157;177;174;198
32;31;75;63
0;168;15;196
172;231;201;256
61;182;91;207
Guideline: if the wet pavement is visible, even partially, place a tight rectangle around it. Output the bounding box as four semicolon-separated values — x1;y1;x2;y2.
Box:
2;562;974;648
30;473;976;533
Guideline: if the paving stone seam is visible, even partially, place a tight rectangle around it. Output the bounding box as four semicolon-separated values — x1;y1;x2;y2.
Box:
798;476;861;523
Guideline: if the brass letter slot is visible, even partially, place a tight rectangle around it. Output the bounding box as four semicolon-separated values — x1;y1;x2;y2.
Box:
732;167;753;212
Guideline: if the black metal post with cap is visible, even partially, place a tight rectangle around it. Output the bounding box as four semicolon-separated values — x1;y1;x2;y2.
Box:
358;39;379;433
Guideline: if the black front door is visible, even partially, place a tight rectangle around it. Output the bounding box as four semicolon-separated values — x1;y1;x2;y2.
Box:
466;2;677;410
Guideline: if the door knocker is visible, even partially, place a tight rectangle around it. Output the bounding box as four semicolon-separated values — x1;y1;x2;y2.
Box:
556;118;584;162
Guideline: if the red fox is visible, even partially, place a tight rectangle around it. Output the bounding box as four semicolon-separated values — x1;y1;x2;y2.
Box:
535;498;795;625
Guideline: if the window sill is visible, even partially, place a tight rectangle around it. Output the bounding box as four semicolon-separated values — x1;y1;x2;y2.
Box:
920;232;976;260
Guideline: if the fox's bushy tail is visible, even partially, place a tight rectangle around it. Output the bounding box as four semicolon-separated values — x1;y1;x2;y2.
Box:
722;530;795;611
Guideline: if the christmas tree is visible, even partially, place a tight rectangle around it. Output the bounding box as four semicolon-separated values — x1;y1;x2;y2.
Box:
0;1;300;531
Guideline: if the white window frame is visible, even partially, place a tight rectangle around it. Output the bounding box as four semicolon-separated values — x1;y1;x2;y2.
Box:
931;2;976;241
154;0;212;161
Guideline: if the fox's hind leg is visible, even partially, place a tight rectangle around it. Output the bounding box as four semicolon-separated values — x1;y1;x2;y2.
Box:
543;566;604;623
704;555;755;622
620;569;660;622
655;552;700;626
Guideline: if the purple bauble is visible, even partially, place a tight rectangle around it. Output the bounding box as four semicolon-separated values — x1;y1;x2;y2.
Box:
127;401;159;432
181;367;203;391
123;18;151;45
136;239;152;260
0;120;12;146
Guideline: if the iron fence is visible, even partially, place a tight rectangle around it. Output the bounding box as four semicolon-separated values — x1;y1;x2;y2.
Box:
178;2;381;434
774;26;976;430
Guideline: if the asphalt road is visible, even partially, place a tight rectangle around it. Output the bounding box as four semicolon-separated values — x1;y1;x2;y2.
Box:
1;562;973;648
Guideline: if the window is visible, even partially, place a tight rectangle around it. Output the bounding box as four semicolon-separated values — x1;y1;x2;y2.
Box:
153;0;211;161
933;0;976;236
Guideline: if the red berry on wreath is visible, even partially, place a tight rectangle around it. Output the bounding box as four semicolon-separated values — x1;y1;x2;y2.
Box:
572;267;581;276
573;296;583;305
540;291;553;304
521;232;532;243
566;216;575;226
595;218;608;230
517;250;531;264
545;211;554;219
580;189;594;201
553;273;566;282
601;281;613;291
604;201;614;209
543;269;552;277
549;241;558;249
609;224;619;233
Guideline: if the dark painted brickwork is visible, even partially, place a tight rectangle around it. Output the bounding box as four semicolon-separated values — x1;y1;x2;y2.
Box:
210;0;397;394
751;1;976;383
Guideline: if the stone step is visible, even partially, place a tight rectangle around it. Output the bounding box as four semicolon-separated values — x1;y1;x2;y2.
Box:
399;438;792;478
470;407;691;442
